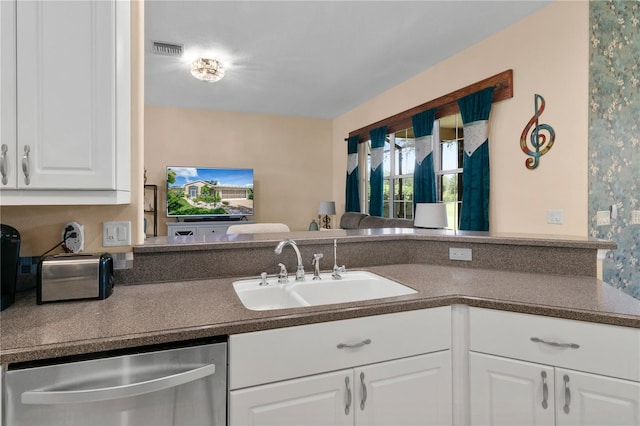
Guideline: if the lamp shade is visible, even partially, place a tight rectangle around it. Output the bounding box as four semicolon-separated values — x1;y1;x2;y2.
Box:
318;201;336;215
414;203;448;229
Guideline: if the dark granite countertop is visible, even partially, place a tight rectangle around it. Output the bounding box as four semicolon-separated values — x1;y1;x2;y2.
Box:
2;263;638;365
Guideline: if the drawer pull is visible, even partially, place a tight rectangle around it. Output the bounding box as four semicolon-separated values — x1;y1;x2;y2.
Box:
563;374;571;414
541;371;548;409
360;372;367;411
530;337;580;349
345;376;352;415
337;339;371;350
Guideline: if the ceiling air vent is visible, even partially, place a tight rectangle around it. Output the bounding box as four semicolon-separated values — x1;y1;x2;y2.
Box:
152;41;183;57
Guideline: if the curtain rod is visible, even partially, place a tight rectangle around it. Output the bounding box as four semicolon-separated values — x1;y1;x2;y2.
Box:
346;69;513;142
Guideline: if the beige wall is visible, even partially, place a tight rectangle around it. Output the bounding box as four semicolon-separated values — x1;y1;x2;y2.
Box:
333;1;589;236
0;0;145;256
145;106;333;234
2;1;589;256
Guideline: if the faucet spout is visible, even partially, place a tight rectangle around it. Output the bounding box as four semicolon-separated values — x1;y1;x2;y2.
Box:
275;239;305;281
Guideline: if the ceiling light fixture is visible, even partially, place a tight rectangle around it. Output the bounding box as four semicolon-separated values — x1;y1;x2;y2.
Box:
190;57;225;82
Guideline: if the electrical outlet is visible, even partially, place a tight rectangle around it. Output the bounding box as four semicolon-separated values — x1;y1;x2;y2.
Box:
62;221;84;253
631;210;640;225
596;210;611;226
547;210;563;225
449;247;472;261
103;221;131;247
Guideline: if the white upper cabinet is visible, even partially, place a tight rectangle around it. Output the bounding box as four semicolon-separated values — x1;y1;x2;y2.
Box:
0;0;130;205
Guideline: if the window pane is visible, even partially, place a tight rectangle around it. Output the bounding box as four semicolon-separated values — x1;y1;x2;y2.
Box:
440;174;458;202
441;141;459;170
393;177;413;219
394;131;415;176
383;140;391;177
383;178;390;217
439;113;463;172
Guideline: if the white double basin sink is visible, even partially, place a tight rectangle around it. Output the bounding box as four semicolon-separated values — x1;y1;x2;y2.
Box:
233;270;417;311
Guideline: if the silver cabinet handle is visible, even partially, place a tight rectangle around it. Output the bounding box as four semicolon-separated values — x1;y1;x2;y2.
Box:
345;376;352;415
337;339;371;349
541;371;548;409
1;144;8;185
21;145;31;185
22;364;215;405
360;372;367;411
530;337;580;349
563;374;571;414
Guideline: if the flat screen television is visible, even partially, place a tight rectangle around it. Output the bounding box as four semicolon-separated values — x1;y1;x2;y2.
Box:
166;166;254;219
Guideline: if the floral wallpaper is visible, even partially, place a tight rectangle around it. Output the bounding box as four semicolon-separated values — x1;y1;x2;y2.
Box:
589;0;640;299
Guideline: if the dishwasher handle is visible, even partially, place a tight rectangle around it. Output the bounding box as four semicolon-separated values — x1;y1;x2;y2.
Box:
22;363;216;405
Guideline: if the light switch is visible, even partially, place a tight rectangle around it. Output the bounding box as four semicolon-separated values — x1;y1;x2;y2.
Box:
547;210;563;225
103;221;131;247
596;210;611;226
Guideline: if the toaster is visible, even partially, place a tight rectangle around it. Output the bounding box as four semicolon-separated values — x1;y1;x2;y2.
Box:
37;253;114;304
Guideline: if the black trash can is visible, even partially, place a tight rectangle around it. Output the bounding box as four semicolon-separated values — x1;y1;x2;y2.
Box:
1;224;21;311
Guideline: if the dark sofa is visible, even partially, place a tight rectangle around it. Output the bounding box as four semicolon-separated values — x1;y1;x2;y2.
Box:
340;212;414;229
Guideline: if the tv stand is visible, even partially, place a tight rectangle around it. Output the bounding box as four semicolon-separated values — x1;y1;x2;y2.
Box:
182;216;248;223
167;220;254;237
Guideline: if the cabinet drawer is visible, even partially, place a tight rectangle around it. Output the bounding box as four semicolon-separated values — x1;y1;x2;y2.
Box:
469;307;640;382
230;307;451;389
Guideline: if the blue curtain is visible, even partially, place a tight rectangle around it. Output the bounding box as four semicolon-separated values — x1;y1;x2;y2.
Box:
457;87;494;231
369;126;387;217
345;135;361;212
411;109;437;211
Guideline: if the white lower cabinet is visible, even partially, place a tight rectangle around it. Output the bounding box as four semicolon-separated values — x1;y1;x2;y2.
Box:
229;307;452;426
470;352;555;426
230;351;451;426
469;308;640;426
555;367;640;426
470;352;640;426
230;369;352;426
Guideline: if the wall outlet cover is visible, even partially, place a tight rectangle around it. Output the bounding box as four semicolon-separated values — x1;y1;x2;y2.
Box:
547;210;563;225
631;210;640;225
449;247;472;261
596;210;611;226
62;221;84;253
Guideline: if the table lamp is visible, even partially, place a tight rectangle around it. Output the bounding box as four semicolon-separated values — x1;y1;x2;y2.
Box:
318;201;336;229
414;203;448;229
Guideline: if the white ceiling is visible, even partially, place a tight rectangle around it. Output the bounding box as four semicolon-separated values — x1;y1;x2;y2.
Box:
145;1;552;120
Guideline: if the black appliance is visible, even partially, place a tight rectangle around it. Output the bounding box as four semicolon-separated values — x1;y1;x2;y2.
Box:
1;224;21;311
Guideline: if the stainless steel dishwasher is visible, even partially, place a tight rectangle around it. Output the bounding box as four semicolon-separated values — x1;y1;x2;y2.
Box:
4;340;227;426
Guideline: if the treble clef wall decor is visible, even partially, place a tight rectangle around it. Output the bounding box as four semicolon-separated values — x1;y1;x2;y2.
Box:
520;94;556;169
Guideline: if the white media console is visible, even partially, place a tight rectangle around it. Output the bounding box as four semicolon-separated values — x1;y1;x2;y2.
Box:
167;220;254;236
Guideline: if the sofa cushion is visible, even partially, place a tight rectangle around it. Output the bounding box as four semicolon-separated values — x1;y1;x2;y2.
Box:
359;216;393;229
384;218;415;228
340;212;368;229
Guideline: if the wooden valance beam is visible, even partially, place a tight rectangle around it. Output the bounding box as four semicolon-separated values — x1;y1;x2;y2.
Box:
348;69;513;142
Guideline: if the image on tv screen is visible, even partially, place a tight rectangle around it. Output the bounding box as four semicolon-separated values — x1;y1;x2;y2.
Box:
167;167;254;217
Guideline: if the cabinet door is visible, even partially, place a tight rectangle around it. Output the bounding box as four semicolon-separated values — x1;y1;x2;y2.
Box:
470;352;554;426
355;351;452;426
15;0;116;189
555;368;640;426
0;0;16;188
229;369;353;426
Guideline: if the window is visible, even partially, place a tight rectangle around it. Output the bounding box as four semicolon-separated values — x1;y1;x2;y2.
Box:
358;115;463;229
434;113;463;230
361;128;416;219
